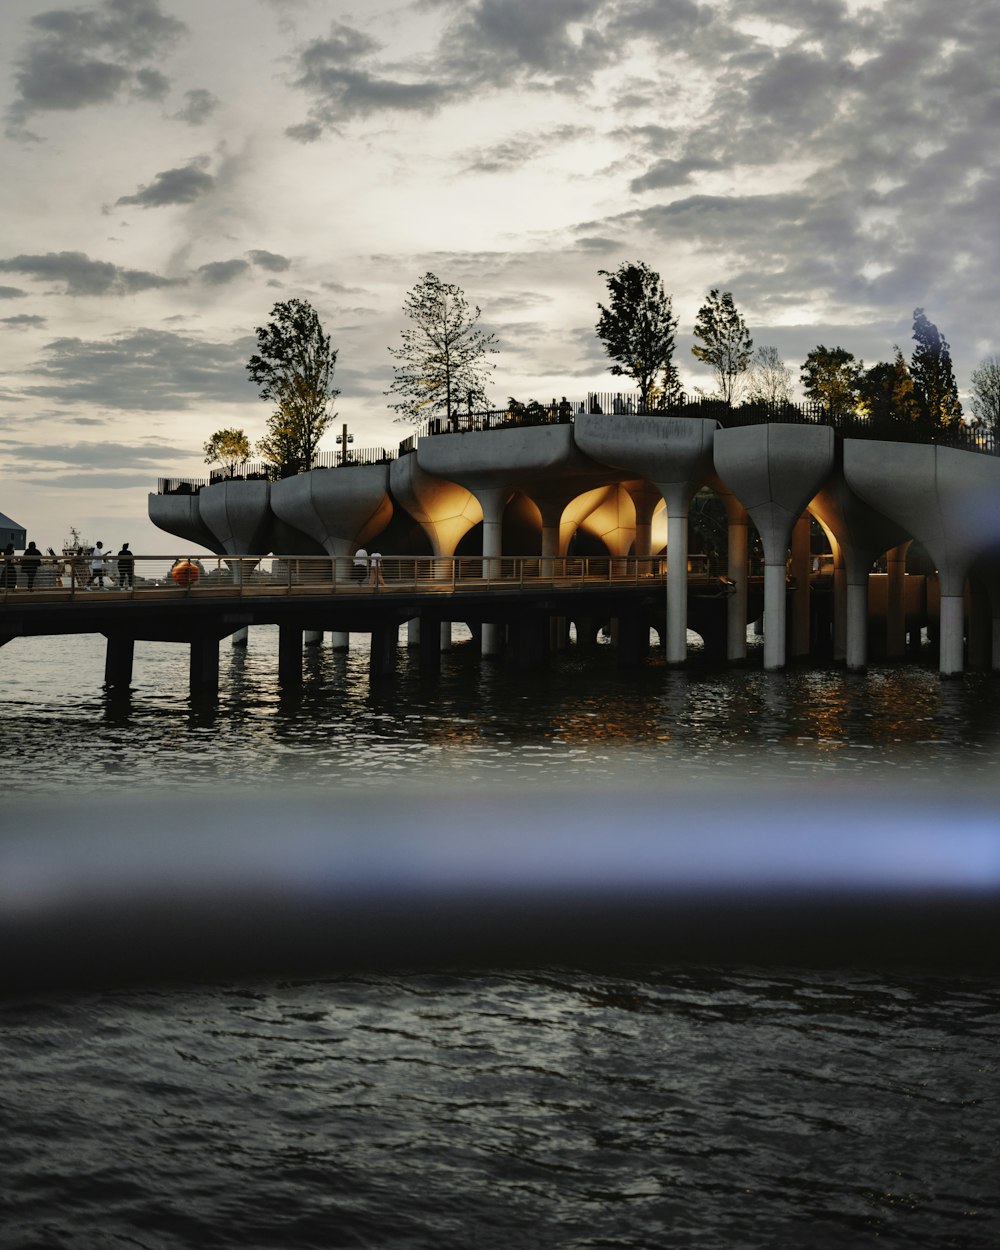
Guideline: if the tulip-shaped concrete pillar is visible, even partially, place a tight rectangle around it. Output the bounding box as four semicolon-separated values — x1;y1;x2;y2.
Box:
197;480;274;596
714;425;835;671
270;466;392;565
844;441;1000;676
810;470;910;672
575;414;716;665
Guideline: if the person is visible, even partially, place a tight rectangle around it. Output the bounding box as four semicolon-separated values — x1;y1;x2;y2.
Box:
117;543;135;589
353;547;368;584
21;541;42;591
1;542;16;591
87;541;107;589
368;549;385;588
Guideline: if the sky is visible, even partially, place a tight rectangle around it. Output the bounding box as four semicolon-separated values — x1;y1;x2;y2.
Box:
0;0;998;553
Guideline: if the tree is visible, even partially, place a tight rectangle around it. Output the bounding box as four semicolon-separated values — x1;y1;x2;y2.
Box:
857;348;919;425
970;352;1000;433
246;298;338;473
386;272;498;424
595;261;679;409
910;307;962;428
691;288;753;405
745;345;792;407
800;345;862;418
203;428;250;477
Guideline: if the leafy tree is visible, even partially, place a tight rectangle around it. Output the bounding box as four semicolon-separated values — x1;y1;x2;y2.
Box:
387;272;498;424
595;261;680;409
691;288;753;405
203;427;251;477
247;298;338;473
746;345;792;407
970;352;1000;433
800;345;862;418
910;307;962;428
857;348;919;425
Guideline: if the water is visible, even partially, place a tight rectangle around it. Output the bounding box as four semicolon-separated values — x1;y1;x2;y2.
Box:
1;629;999;1248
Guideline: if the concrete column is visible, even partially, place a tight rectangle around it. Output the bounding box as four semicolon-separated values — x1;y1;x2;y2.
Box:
407;618;421;647
939;594;965;678
832;563;847;663
886;543;909;659
369;622;398;680
231;626;249;648
304;630;323;646
627;484;660;560
725;514;749;664
189;636;219;698
790;514;811;659
763;562;788;672
104;635;134;687
330;631;349;651
845;580;869;672
478;487;508;656
440;621;453;651
278;625;303;685
482;621;505;657
664;498;689;666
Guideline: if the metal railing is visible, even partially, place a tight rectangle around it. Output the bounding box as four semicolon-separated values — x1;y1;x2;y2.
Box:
0;553;747;604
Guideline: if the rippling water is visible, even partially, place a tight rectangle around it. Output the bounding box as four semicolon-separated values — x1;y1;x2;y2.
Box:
1;630;999;1248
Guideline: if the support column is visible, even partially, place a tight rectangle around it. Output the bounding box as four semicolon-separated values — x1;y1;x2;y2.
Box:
104;635;134;687
304;630;323;646
419;615;440;675
939;593;965;678
331;631;349;651
477;486;510;657
189;636;219;698
231;626;249;648
832;562;847;663
886;543;909;660
278;625;303;685
726;515;749;664
407;618;421;648
763;562;788;672
661;491;690;666
790;513;811;659
369;621;398;681
845;580;869;673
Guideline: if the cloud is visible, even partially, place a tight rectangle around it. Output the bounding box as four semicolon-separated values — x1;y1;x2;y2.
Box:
247;249;291;272
0;252;181;296
0;286;27;299
20;327;257;410
20;473;164;489
6;0;187;136
630;156;721;193
1;314;47;329
285;20;455;140
458;124;592;174
197;259;251;285
171;87;219;125
2;440;190;468
115;162;216;208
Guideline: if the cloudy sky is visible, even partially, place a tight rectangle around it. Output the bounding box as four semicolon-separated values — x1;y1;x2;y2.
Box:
1;0;997;552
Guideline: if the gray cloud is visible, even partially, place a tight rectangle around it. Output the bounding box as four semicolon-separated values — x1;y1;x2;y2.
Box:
115;162;216;208
197;259;251;285
459;124;592;174
1;314;47;329
0;286;27;299
171;87;219;125
0;252;180;296
630;156;721;193
7;0;187;136
2;440;189;468
21;473;164;489
21;327;257;410
247;249;291;272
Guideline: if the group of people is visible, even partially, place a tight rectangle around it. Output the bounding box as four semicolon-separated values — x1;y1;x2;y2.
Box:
0;540;135;591
353;547;385;588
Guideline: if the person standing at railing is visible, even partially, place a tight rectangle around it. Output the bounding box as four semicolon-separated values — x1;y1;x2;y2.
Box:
117;543;135;589
86;542;107;589
20;541;42;591
353;547;368;584
368;549;386;589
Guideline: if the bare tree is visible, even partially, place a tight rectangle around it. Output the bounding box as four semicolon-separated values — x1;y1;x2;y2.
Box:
970;352;1000;432
746;345;792;407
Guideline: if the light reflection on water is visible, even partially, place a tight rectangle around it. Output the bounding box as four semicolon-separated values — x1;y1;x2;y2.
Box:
2;627;999;796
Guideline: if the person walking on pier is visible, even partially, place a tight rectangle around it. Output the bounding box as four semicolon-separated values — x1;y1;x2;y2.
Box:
1;542;16;591
87;541;107;589
368;549;386;589
117;543;135;589
21;541;42;591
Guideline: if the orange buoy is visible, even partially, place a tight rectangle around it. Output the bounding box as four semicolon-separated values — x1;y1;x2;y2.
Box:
171;560;200;587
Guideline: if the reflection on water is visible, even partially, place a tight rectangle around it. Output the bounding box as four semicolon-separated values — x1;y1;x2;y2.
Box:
1;627;999;796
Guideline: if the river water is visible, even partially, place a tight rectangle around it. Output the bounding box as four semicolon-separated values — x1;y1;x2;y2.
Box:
1;628;998;1248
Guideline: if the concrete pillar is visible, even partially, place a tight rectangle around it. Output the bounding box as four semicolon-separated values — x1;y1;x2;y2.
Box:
845;580;869;672
763;562;788;672
407;618;421;647
369;622;398;681
330;631;349;651
726;516;749;664
478;487;507;656
304;630;323;646
231;626;249;648
482;621;505;657
104;635;134;687
440;621;453;651
664;498;688;666
790;514;811;659
189;636;219;698
627;483;660;560
939;594;965;678
832;563;847;663
278;625;303;685
886;543;909;659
